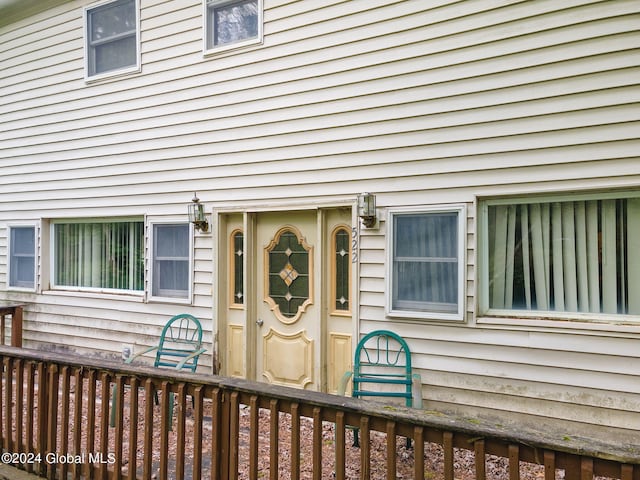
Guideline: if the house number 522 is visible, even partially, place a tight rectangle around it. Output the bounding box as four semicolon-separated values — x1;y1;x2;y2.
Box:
351;227;358;264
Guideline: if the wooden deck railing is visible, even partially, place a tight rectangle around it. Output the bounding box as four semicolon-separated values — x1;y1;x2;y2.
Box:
0;345;637;480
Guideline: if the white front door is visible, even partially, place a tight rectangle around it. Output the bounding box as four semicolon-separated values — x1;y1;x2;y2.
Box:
255;211;320;389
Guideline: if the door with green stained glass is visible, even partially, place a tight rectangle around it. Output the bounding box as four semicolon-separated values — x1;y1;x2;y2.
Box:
255;211;321;390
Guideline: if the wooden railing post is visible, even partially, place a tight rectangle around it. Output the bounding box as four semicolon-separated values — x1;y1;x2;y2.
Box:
3;357;13;455
10;305;23;348
46;363;59;480
214;387;231;480
36;361;48;477
0;305;23;348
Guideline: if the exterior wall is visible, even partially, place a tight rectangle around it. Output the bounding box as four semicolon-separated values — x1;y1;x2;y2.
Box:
1;0;639;429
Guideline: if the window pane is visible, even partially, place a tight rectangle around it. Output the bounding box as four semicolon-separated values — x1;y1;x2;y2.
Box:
94;36;137;74
395;213;458;258
487;196;640;315
54;221;144;291
10;227;35;289
153;224;189;298
208;0;258;48
156;260;189;293
12;227;35;254
156;224;189;258
394;262;458;311
90;1;136;40
392;212;459;314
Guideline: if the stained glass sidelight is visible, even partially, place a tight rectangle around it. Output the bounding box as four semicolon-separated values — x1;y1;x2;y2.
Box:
334;228;350;311
232;230;244;305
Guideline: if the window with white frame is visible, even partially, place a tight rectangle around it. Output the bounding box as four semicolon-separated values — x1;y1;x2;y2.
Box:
388;206;465;321
482;193;640;317
8;226;36;290
85;0;139;78
204;0;262;52
53;220;144;292
151;223;191;300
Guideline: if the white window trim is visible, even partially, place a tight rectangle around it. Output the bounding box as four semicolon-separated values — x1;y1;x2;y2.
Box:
202;0;264;56
477;190;640;326
7;223;38;292
148;220;194;305
49;217;145;297
386;204;466;322
83;0;141;82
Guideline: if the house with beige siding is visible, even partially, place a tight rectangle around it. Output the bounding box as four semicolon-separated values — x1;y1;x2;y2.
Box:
1;0;639;438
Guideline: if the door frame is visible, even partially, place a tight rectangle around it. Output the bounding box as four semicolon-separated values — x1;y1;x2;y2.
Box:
212;200;359;391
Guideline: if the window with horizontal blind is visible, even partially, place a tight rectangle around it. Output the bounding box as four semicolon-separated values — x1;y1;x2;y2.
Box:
53;220;144;292
387;206;465;321
482;193;640;317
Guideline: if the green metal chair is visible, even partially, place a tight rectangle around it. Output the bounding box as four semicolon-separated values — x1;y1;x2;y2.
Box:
138;313;206;372
110;313;206;428
337;329;422;446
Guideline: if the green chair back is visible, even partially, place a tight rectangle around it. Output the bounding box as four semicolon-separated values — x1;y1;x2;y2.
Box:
155;313;203;372
352;329;414;407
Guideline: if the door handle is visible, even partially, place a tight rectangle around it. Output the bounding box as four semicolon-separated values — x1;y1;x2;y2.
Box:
256;318;264;327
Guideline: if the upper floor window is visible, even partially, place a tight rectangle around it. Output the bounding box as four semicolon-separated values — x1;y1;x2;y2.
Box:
53;220;144;292
85;0;140;79
481;193;640;318
204;0;262;53
387;206;466;321
151;223;192;300
8;226;36;290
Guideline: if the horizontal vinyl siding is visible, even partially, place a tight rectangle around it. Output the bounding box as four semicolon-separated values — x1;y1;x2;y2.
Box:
1;0;639;427
11;291;215;372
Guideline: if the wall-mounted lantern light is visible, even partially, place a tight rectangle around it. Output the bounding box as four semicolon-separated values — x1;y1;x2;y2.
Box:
188;192;209;233
357;192;377;228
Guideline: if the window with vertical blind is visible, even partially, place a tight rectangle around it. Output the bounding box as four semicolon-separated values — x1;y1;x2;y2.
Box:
482;193;640;317
387;206;465;321
53;220;144;292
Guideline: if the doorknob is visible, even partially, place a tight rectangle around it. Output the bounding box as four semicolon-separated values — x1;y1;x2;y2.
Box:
256;318;264;327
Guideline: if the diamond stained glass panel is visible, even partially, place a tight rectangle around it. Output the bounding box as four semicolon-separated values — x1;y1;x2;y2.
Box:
268;229;309;318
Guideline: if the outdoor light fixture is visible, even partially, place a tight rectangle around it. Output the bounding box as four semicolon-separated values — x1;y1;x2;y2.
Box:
357;192;377;228
188;193;209;233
